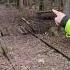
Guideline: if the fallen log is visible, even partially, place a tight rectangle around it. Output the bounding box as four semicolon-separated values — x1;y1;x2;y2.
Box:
36;11;56;20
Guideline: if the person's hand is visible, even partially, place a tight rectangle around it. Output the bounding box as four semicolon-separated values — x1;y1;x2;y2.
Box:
52;9;66;26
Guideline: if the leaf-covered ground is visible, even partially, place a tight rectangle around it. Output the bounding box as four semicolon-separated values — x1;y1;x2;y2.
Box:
0;5;70;70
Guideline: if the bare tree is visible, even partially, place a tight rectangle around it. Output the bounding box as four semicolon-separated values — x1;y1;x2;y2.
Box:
63;0;70;15
39;0;44;11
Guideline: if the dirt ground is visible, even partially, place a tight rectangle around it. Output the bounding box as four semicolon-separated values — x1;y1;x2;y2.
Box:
0;5;70;70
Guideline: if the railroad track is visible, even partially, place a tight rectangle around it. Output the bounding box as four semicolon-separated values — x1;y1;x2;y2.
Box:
21;17;70;61
0;41;15;70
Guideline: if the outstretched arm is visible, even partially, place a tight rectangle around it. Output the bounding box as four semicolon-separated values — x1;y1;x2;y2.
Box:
52;9;70;37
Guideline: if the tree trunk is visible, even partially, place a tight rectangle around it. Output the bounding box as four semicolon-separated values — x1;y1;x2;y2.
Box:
39;0;44;11
16;0;19;7
63;0;70;15
19;0;24;9
7;0;9;4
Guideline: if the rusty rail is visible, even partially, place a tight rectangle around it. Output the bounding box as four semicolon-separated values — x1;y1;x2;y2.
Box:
21;17;70;61
0;42;15;70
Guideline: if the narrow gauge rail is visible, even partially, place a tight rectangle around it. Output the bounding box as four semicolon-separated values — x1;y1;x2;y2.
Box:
0;42;15;70
21;18;70;61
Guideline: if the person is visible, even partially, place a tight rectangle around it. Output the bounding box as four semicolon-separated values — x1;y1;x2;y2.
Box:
52;9;70;37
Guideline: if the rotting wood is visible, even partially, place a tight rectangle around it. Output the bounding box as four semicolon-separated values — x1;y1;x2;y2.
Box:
21;17;70;61
36;11;56;20
21;18;36;33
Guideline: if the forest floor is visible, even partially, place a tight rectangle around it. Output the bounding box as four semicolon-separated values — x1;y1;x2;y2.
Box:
0;5;70;70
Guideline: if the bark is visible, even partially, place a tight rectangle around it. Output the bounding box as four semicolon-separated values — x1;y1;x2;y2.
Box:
16;0;19;7
19;0;24;9
63;0;70;15
39;0;44;11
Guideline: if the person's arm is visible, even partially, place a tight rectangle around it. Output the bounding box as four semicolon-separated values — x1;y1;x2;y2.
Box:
52;9;70;37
